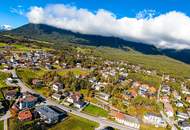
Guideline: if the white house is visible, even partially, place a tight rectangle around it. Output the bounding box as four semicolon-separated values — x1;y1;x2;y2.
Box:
143;113;167;127
52;93;62;101
179;121;190;130
98;92;110;101
112;111;140;129
52;83;63;92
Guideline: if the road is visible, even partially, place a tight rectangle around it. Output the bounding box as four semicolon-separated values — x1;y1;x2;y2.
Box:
157;75;177;130
3;69;139;130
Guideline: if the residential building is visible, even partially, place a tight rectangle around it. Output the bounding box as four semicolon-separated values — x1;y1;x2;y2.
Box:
36;106;59;124
98;92;110;101
52;82;63;92
32;79;44;87
19;93;38;110
179;121;190;130
176;112;189;121
111;111;140;129
18;109;32;121
74;101;86;109
52;93;62;101
143;113;167;127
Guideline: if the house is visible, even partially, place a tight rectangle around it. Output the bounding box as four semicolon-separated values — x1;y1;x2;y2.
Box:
176;101;184;107
32;79;44;87
52;93;62;101
161;96;170;104
52;83;63;92
66;92;82;103
176;112;189;121
178;121;190;130
98;92;110;101
148;86;157;96
138;84;149;96
143;113;167;127
36;105;59;124
186;96;190;103
18;109;32;121
5;89;17;100
161;85;170;94
164;103;174;117
111;111;140;129
123;89;137;99
18;93;38;110
74;101;86;109
131;81;141;88
172;90;181;100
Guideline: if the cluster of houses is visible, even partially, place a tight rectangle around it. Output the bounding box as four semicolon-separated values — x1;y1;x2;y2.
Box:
49;82;87;109
9;91;68;124
160;83;190;130
122;81;157;101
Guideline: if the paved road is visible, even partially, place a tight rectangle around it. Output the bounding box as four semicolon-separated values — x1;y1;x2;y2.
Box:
0;111;10;130
4;70;138;130
157;75;177;130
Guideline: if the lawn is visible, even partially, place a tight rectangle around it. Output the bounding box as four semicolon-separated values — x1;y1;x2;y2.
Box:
0;120;3;130
35;87;51;97
49;115;99;130
83;104;108;117
58;68;90;76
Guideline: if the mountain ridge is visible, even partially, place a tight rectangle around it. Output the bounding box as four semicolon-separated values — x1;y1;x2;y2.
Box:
2;23;190;64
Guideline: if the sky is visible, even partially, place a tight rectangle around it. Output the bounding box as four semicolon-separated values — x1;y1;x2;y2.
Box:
1;0;190;49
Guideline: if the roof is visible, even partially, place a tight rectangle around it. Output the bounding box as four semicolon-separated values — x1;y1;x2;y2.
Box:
36;105;59;119
112;111;139;124
52;93;62;98
18;110;32;120
19;95;37;102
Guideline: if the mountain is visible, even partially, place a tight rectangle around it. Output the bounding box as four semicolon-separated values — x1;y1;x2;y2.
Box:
2;23;190;64
0;25;12;31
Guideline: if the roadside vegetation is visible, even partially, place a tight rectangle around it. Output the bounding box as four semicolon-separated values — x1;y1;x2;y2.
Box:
83;104;108;117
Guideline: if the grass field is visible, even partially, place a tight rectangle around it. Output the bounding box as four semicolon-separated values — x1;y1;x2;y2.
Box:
0;120;3;130
83;104;108;117
49;115;99;130
58;68;90;76
16;68;47;84
0;72;11;88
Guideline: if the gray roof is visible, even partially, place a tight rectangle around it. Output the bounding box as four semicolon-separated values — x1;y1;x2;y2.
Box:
124;114;140;124
36;105;59;119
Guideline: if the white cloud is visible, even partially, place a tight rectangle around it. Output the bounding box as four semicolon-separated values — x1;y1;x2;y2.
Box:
26;4;190;50
10;5;25;15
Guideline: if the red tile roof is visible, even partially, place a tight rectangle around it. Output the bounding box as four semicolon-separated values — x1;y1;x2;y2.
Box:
18;109;32;121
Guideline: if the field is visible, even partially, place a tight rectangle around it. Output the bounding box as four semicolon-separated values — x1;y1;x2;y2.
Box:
49;115;99;130
94;47;190;79
16;68;47;84
58;68;90;76
0;120;3;130
128;72;162;88
83;104;108;117
0;72;10;88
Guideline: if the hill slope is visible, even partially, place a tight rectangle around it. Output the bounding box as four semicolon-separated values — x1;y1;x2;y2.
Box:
2;23;190;64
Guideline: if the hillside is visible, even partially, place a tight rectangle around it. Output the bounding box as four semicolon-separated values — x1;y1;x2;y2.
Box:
2;23;190;64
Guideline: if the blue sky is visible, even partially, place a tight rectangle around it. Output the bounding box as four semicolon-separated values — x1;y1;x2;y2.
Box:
1;0;190;27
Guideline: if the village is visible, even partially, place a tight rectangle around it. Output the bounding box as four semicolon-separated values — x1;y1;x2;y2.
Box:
0;44;189;130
